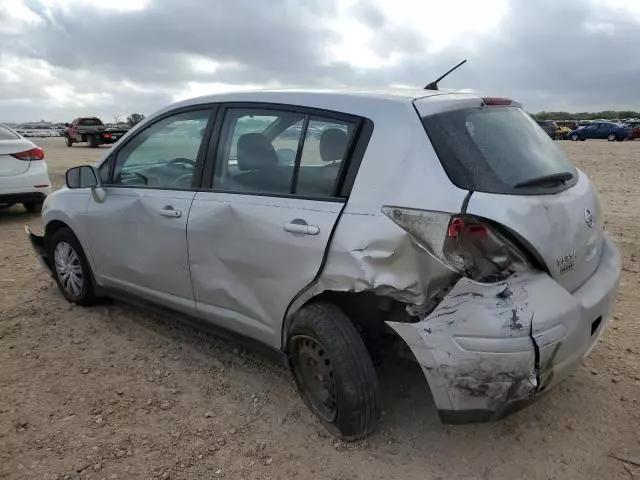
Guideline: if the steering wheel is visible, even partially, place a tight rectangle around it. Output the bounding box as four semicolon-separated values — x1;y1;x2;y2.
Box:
167;158;196;168
123;170;148;185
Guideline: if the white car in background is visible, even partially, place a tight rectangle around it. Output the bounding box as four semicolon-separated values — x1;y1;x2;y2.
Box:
0;123;51;212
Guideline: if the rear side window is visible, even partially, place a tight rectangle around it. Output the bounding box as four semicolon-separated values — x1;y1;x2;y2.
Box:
213;108;357;198
422;107;577;194
0;124;19;140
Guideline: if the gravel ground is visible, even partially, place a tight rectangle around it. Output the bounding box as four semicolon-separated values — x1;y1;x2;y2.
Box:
1;138;639;480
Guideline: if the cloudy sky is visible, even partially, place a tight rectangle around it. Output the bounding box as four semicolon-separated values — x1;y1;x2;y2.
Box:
1;0;639;122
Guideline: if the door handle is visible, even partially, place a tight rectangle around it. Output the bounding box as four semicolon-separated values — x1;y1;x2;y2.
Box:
283;221;320;235
159;205;182;218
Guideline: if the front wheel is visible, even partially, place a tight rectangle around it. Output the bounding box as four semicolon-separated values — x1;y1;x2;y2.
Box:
288;302;381;440
608;133;617;142
49;228;97;306
571;133;580;141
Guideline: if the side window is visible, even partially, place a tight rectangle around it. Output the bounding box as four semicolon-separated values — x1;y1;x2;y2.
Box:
109;109;210;189
213;109;304;194
295;117;355;197
212;108;358;198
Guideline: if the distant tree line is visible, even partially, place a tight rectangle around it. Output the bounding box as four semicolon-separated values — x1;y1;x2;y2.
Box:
127;113;145;126
532;111;640;120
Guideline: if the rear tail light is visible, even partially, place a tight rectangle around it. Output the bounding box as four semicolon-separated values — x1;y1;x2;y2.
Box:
103;133;112;139
11;147;45;161
382;207;529;282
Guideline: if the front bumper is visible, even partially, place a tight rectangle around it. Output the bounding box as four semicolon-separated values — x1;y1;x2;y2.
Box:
25;226;53;275
388;236;621;424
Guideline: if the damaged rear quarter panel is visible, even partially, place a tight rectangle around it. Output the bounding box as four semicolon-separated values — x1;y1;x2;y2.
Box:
387;273;542;416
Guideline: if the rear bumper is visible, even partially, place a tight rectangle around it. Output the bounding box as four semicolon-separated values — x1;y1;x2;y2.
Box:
0;163;51;202
388;235;621;423
25;226;53;275
0;191;47;205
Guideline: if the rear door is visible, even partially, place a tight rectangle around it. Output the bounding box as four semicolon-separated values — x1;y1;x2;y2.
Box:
86;107;215;313
594;123;609;139
0;125;32;177
187;104;364;347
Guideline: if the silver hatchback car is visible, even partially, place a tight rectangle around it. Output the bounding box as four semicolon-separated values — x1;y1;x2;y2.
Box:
27;89;621;440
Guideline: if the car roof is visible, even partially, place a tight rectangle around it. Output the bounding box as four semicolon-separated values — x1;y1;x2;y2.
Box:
167;88;481;113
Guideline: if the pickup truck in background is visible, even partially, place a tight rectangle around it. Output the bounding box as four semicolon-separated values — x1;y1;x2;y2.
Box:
64;117;129;148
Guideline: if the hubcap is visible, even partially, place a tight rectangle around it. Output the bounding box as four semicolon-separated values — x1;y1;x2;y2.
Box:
291;336;337;422
54;242;84;298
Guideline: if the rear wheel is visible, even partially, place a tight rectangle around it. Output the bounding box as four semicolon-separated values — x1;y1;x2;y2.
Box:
66;137;73;147
23;202;42;213
87;135;98;148
49;228;97;306
608;133;617;142
288;302;381;440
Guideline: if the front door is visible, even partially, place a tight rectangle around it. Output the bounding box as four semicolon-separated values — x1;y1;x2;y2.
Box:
187;105;361;347
87;108;213;312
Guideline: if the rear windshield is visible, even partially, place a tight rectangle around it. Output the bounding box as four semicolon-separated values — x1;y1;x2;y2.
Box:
80;118;102;126
0;124;19;140
422;107;577;194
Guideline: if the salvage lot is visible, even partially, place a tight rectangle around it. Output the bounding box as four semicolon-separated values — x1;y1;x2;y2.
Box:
1;138;639;479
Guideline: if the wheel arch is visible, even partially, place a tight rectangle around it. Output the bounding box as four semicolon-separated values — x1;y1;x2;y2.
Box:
44;219;72;250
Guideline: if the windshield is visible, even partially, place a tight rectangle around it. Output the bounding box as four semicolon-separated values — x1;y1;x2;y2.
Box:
422;106;577;194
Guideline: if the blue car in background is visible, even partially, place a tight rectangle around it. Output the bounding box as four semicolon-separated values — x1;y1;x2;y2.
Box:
567;122;631;141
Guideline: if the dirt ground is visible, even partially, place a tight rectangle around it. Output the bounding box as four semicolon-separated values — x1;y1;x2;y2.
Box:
1;137;639;480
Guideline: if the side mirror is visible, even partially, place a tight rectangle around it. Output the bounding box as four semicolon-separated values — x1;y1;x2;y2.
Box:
66;165;101;189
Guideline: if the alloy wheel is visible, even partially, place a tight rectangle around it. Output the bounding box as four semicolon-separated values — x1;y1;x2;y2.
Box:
54;241;84;298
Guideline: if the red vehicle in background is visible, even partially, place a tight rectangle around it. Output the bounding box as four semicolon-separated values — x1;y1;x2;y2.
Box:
64;117;129;148
626;123;640;140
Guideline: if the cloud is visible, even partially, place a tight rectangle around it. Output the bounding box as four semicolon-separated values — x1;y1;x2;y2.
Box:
1;0;639;121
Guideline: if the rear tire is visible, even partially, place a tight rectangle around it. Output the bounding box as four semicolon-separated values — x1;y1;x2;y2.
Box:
49;228;97;306
23;202;42;213
66;137;73;147
287;302;381;440
87;135;97;148
608;133;617;142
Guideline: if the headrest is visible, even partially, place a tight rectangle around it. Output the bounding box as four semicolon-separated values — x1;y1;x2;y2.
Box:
237;133;278;171
319;128;348;162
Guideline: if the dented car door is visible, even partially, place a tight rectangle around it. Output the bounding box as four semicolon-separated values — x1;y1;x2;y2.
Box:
85;108;214;312
187;105;362;347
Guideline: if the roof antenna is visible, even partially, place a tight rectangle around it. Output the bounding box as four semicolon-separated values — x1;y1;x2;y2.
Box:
424;59;467;90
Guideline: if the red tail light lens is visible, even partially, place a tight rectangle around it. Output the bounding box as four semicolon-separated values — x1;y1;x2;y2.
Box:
382;207;529;282
103;133;112;139
11;147;45;161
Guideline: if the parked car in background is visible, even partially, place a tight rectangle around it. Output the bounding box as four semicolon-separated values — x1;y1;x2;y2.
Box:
536;120;559;138
0;123;50;212
556;125;572;139
567;122;631;141
624;122;640;140
27;89;620;440
64;117;129;148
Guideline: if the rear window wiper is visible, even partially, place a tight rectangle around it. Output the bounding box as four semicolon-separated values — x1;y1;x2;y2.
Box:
514;172;574;189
